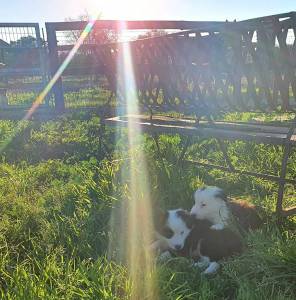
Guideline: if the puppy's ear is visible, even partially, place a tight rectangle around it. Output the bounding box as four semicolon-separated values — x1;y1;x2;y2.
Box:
177;210;195;229
215;189;228;202
194;187;206;201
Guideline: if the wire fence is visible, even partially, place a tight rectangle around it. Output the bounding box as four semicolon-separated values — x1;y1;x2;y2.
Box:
0;12;295;113
0;23;49;109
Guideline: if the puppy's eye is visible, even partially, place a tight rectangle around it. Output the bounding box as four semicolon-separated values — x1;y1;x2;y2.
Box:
180;231;184;235
201;203;206;207
161;227;174;238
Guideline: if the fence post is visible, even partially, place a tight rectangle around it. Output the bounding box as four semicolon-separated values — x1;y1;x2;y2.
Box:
35;24;49;106
45;22;65;113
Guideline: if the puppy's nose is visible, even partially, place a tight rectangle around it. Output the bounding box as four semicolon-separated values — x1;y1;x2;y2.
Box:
174;245;182;251
190;209;197;217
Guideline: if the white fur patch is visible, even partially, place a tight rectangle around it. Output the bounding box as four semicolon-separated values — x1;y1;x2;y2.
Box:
210;223;225;230
165;209;191;250
190;186;229;226
194;256;210;269
203;262;220;274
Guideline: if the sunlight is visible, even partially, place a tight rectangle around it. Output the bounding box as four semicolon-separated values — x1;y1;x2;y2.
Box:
0;5;158;296
89;0;155;20
0;18;98;155
107;21;158;299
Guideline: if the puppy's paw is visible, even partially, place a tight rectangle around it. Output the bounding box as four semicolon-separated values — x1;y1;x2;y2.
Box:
210;223;224;230
203;262;220;275
150;240;160;251
193;256;210;269
150;239;169;253
157;251;172;262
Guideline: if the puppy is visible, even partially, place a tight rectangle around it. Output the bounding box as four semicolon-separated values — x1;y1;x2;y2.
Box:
190;186;262;231
152;209;243;274
152;209;192;253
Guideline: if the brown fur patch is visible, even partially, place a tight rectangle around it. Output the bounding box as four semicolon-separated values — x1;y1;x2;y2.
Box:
228;199;263;231
177;219;243;261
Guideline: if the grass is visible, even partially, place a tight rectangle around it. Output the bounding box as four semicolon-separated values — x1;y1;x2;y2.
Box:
0;112;295;299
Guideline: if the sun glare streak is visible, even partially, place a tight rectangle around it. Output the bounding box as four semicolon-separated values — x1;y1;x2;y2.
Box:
25;21;96;120
108;21;158;299
0;18;98;155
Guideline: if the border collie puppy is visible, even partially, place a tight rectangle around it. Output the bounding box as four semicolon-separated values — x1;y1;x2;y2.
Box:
152;209;242;274
190;186;262;231
151;209;192;253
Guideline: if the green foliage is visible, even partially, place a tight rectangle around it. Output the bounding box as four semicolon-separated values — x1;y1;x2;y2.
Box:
0;112;295;299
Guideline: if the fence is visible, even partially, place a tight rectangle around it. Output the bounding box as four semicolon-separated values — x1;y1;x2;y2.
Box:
0;12;295;114
45;20;228;111
0;23;48;109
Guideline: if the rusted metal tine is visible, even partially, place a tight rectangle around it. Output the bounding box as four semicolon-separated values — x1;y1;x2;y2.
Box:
177;136;192;165
184;159;296;185
281;206;296;217
216;139;235;172
276;117;296;217
205;116;235;172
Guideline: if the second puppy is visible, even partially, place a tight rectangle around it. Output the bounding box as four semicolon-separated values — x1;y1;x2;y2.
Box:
153;209;243;274
190;186;262;231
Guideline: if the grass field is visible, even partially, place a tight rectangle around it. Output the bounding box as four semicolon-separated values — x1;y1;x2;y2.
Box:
0;111;295;299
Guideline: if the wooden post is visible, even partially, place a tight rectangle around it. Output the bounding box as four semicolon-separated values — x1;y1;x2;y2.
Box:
45;23;65;113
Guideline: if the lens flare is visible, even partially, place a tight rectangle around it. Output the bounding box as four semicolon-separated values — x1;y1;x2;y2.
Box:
108;21;158;299
0;9;158;298
0;18;98;155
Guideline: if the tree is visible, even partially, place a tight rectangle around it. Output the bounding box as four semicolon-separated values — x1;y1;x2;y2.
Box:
61;13;119;72
65;13;118;45
10;36;38;48
4;36;45;68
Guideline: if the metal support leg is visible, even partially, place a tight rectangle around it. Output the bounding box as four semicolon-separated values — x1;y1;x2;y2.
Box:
152;132;171;182
205;116;235;172
276;144;292;218
217;139;235;172
276;120;296;218
177;136;191;165
152;132;163;161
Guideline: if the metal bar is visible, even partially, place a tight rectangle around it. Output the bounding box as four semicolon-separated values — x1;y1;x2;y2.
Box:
152;132;169;178
0;68;42;76
45;23;65;113
35;24;48;101
48;20;227;31
45;13;296;34
239;11;295;23
0;23;39;28
216;139;235;171
177;136;191;164
276;121;296;217
184;159;296;185
105;116;296;146
281;206;296;217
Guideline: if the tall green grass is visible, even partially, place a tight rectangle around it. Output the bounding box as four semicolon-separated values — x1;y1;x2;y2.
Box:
0;113;295;299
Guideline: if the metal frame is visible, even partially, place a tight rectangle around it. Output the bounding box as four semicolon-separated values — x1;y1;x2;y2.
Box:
0;22;48;108
0;16;294;217
183;123;296;218
105;114;296;218
0;23;46;77
45;20;227;112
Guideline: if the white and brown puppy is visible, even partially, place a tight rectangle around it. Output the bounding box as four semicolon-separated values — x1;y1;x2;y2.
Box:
152;209;242;274
151;209;192;254
190;186;262;231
